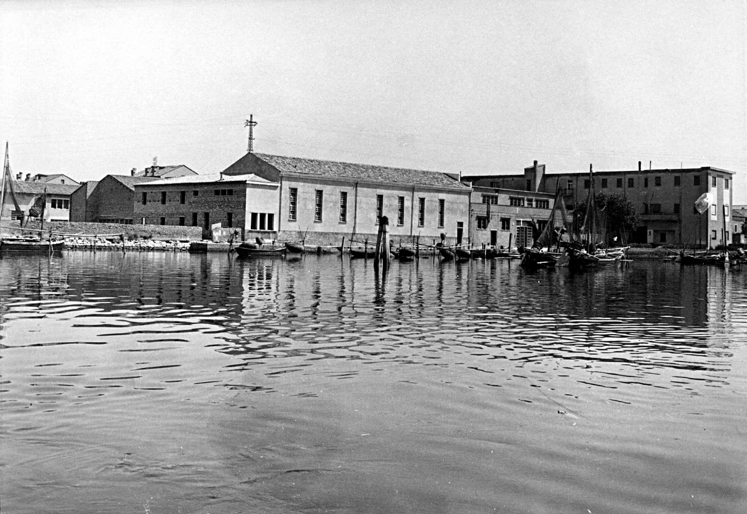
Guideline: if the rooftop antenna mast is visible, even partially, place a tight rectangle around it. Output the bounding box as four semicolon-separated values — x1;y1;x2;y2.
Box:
245;115;257;153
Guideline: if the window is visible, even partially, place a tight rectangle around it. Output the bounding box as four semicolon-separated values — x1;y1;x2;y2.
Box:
526;180;532;191
267;213;275;231
214;189;220;196
63;199;69;209
674;203;680;214
179;216;185;226
227;212;233;228
616;178;623;188
250;212;258;229
288;188;298;221
509;197;524;207
315;190;323;222
161;192;167;204
601;178;608;188
477;217;488;230
655;176;662;187
712;176;717;187
376;194;383;224
659;232;666;243
142;192;147;205
651;203;662;214
397;196;405;226
438;199;445;228
724;204;730;219
725;179;730;189
160;217;166;225
694;175;701;186
628;177;634;188
192;213;198;226
566;180;573;193
644;178;649;188
674;176;681;187
339;192;348;224
526;198;533;208
193;190;199;196
500;218;511;230
536;199;550;209
180;191;186;204
259;213;267;230
214;189;234;196
712;230;717;240
482;195;498;204
584;179;590;189
418;198;425;227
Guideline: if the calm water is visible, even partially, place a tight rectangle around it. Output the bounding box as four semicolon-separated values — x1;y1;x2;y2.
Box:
1;251;745;514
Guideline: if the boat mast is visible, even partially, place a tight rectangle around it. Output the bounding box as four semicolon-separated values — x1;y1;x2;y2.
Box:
0;142;8;224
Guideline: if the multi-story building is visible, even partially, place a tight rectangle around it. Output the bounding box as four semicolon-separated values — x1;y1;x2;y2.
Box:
464;162;736;247
221;152;472;246
469;185;557;250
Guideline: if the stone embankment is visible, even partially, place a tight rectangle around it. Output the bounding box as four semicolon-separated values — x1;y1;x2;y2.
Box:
63;237;191;252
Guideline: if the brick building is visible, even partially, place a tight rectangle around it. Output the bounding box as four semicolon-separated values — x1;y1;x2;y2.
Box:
221;153;472;246
70;175;159;223
132;173;278;239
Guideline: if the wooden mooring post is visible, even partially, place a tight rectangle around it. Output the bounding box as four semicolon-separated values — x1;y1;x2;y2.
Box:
375;216;390;268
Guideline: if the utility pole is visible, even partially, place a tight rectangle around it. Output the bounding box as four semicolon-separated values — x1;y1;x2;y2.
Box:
244;115;257;153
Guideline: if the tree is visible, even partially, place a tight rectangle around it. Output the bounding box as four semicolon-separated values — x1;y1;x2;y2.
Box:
574;192;639;246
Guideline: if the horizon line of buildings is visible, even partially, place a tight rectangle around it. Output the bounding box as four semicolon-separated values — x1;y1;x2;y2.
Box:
2;152;743;248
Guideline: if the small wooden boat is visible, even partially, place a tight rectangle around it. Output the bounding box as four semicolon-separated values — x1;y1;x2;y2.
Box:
285;241;306;253
454;248;471;260
349;247;376;258
235;242;286;258
396;246;416;260
520;249;557;268
439;247;456;260
0;238;65;254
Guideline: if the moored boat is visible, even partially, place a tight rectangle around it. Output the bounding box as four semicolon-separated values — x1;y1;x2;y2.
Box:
285;241;306;253
235;242;286;258
0;238;64;254
396;246;416;260
349;247;376;258
519;248;558;268
454;247;471;260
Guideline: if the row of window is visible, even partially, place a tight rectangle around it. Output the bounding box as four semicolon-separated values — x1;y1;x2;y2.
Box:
476;217;512;230
142;189;235;205
289;189;447;228
580;175;729;190
483;195;551;209
50;199;70;209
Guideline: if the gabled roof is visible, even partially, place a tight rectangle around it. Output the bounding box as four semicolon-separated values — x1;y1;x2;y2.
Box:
33;173;80;185
107;175;159;191
8;181;79;196
253;153;469;190
141;173;275;187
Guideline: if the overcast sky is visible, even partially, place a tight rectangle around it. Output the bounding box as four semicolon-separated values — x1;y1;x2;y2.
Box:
2;0;745;201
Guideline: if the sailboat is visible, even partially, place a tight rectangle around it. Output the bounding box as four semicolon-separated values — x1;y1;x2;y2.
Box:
0;143;64;254
566;165;601;269
519;188;568;269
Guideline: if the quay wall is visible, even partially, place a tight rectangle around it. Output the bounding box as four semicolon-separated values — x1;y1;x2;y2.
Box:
18;220;203;241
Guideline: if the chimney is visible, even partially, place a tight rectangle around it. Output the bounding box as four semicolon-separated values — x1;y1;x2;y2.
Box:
25;173;31;181
16;172;21;180
638;161;641;172
131;168;136;177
